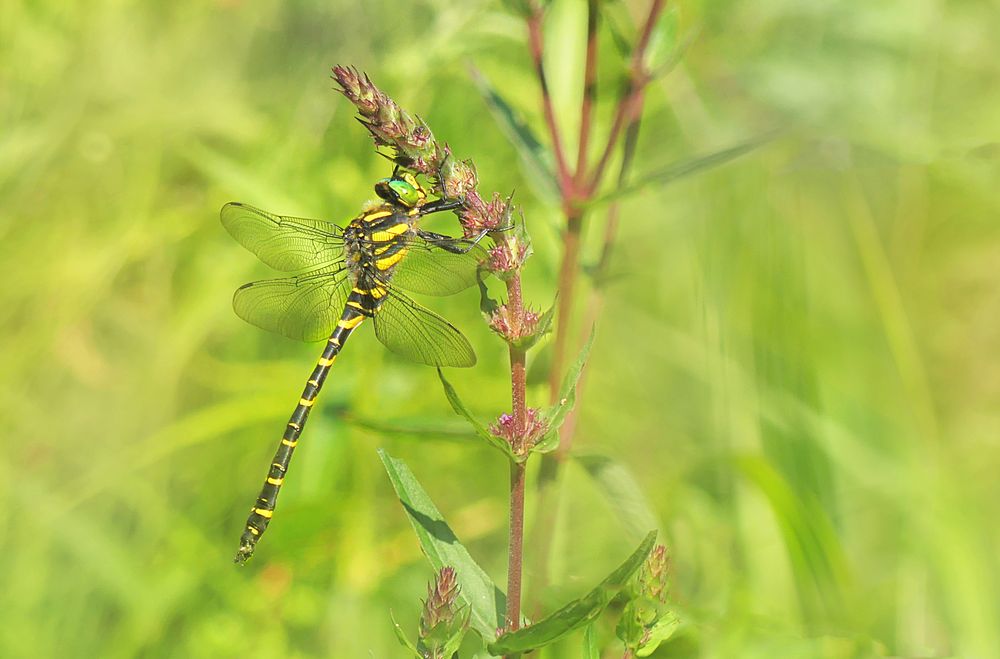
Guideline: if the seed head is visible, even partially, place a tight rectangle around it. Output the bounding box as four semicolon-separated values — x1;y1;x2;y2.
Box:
420;567;461;636
639;544;670;602
490;407;548;454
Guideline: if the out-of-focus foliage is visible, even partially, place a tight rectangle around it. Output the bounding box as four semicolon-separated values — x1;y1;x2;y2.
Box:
1;0;998;657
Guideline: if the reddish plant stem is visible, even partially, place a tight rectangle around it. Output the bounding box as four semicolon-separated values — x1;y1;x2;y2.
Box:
506;459;527;636
546;208;584;400
559;93;645;454
575;0;600;180
527;7;572;193
529;3;662;611
587;0;664;191
545;1;664;403
503;268;528;648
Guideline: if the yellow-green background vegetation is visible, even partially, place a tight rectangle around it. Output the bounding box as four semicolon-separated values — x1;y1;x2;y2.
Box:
2;0;998;657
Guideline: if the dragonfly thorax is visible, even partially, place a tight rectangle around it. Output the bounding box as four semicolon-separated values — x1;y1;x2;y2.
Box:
343;206;415;300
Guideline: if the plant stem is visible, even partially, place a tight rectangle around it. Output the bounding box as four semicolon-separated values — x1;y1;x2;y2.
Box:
588;0;664;190
527;5;572;192
506;459;527;636
527;1;664;612
559;92;645;454
546;207;584;400
503;267;528;651
575;0;600;179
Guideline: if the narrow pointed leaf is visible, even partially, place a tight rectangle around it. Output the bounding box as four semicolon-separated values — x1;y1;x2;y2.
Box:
584;623;600;659
344;412;476;440
468;65;560;203
437;369;516;461
576;453;662;544
390;612;423;658
592;131;781;205
643;5;680;73
488;531;657;654
533;328;596;454
379;450;506;641
636;609;680;657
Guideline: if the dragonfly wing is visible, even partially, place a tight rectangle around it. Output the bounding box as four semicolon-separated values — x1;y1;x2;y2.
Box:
388;239;489;296
221;202;345;272
233;266;351;341
372;289;476;367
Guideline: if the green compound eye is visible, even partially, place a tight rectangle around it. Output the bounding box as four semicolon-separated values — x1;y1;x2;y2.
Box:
388;179;420;207
374;176;423;208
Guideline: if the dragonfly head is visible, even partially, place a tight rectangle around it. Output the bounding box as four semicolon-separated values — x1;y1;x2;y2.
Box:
375;171;427;208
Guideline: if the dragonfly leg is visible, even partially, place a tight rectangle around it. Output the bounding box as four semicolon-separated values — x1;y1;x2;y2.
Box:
415;228;492;254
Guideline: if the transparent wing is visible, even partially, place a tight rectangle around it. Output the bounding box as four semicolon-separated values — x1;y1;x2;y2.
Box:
221;202;345;272
233;265;351;341
388;239;490;297
372;289;476;367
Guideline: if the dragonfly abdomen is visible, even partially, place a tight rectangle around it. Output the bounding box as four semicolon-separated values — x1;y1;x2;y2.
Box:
233;295;368;564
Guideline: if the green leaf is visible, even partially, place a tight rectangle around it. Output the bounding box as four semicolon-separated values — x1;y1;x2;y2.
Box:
441;608;472;658
390;611;423;658
575;454;662;544
616;600;646;649
437;369;516;461
643;4;680;73
500;0;532;17
487;531;658;655
467;64;560;203
636;609;680;657
478;277;500;318
584;623;600;659
419;606;471;658
344;412;475;440
591;131;781;205
602;3;635;59
533;328;596;454
378;450;506;641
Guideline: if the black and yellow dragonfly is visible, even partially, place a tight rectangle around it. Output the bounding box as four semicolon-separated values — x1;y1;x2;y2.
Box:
222;172;486;564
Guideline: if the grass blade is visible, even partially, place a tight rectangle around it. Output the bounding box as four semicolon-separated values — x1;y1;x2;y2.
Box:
576;453;662;544
592;130;781;205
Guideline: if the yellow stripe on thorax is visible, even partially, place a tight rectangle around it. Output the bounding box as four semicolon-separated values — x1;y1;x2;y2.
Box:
369;223;409;242
361;210;393;223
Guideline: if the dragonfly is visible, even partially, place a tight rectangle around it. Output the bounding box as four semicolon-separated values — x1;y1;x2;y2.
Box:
222;171;488;564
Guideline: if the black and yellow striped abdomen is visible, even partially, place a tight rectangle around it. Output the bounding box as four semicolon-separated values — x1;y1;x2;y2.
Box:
234;295;370;564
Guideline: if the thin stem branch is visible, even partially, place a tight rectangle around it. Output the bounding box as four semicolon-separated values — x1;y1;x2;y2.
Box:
527;6;573;194
587;0;664;191
546;208;584;400
559;92;644;454
575;0;600;181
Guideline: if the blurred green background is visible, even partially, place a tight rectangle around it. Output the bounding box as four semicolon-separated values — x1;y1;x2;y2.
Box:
2;0;998;657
